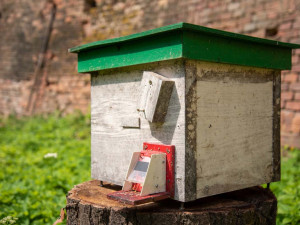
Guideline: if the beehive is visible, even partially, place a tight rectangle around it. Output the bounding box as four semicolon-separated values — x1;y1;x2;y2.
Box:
70;23;300;202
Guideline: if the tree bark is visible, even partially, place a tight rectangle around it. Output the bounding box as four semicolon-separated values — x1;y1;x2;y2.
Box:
66;180;277;225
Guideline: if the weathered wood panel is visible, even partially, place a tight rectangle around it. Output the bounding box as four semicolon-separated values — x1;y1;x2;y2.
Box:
91;60;186;201
192;61;276;198
141;154;166;196
138;71;174;123
184;60;198;202
91;58;280;202
272;71;281;182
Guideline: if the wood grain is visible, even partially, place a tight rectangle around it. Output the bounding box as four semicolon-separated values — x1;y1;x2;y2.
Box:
191;61;276;198
66;180;277;225
138;71;174;123
121;117;140;129
90;59;280;202
141;154;166;196
272;71;281;181
91;60;186;201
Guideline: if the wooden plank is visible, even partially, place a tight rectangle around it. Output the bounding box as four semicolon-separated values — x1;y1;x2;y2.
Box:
121;117;140;128
123;152;140;191
76;33;183;73
141;154;166;196
143;143;176;197
272;71;281;181
183;60;197;202
69;22;300;53
192;61;275;198
91;60;186;202
182;30;292;71
107;190;170;205
91;59;280;202
138;71;174;123
70;23;298;73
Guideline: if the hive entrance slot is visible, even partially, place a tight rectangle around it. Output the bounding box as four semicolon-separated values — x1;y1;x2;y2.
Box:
107;143;175;205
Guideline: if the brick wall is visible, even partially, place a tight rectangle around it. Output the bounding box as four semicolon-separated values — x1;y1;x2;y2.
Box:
0;0;299;147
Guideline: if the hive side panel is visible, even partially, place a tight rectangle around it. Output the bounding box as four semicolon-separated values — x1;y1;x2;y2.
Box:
193;61;276;198
272;71;281;181
91;60;186;201
184;60;198;202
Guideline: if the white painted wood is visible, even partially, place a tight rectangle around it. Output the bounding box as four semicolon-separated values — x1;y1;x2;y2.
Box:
91;59;277;202
192;61;275;198
121;117;140;128
141;153;166;196
138;71;174;123
122;152;140;191
91;60;186;201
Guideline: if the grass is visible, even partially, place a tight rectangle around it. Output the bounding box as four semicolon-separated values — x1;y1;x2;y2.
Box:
265;149;300;225
0;112;90;224
0;113;299;224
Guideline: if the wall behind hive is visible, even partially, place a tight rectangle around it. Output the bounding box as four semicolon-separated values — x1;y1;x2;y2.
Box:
0;0;299;147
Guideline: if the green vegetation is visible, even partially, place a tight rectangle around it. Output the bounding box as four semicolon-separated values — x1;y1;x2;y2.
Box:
0;113;90;224
0;216;18;225
265;148;300;225
0;113;299;224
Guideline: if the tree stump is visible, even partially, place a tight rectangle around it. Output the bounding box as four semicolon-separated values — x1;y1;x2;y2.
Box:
66;180;277;225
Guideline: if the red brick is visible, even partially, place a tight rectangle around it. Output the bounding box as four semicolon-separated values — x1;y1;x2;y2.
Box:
281;110;294;132
266;1;281;11
281;83;290;91
295;49;300;55
293;18;300;29
228;2;240;11
250;29;265;38
279;21;292;30
290;38;300;44
283;73;298;83
290;83;300;91
267;11;277;19
286;101;300;110
291;113;300;133
292;66;300;72
220;13;232;20
295;93;300;100
292;55;299;64
281;132;300;148
281;92;294;101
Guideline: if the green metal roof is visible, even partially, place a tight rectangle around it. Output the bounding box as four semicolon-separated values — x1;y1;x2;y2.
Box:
69;22;300;72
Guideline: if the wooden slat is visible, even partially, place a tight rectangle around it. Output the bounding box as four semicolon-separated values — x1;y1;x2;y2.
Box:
138;71;174;123
70;23;299;72
107;190;170;205
91;60;186;202
192;61;275;198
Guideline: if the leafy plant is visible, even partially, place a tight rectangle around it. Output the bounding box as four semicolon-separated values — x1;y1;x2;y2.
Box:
0;216;18;225
0;112;91;224
266;149;300;225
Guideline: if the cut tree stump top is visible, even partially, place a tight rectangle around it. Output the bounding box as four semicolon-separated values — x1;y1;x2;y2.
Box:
66;180;277;225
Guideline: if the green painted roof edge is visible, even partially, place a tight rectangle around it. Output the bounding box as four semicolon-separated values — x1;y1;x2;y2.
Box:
77;31;183;73
69;22;300;53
